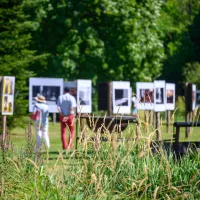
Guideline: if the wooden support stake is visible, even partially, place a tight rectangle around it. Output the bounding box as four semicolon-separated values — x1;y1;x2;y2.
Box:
108;82;113;116
144;110;148;133
155;112;161;141
53;113;56;125
149;110;153;126
75;117;79;150
166;110;170;133
2;115;6;142
185;83;190;138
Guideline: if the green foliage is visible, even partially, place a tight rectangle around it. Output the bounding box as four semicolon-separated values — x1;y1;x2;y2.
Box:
0;0;48;129
183;62;200;88
159;0;200;85
175;96;185;120
1;136;200;199
32;0;165;85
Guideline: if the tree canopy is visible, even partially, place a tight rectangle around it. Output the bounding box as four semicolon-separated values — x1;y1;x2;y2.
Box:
31;0;165;84
1;0;200;127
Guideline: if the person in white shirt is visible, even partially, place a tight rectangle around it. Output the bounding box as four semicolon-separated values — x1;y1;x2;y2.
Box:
57;87;76;150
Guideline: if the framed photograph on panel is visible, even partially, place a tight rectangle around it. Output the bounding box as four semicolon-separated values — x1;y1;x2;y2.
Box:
136;82;154;110
154;80;166;112
192;84;196;111
112;81;131;114
166;83;175;110
196;90;200;107
77;80;92;113
1;76;15;115
29;78;63;113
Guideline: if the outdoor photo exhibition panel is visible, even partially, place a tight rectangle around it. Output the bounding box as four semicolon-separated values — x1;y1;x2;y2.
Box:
77;80;92;113
112;81;131;114
136;82;154;110
154;80;166;112
166;83;175;110
29;78;63;113
192;84;196;111
1;76;15;115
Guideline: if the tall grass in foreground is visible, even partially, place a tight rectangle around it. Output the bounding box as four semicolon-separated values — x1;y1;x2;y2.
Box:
0;119;200;199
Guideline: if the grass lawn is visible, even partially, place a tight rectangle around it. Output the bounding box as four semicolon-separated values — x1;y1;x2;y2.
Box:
1;117;200;199
1;114;199;169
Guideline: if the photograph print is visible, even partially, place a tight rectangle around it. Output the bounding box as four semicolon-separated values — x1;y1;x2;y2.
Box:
78;87;90;106
192;84;196;111
136;82;154;110
1;76;15;115
112;81;131;114
166;83;175;110
29;77;63;113
196;90;200;107
154;80;166;112
115;89;129;106
166;89;174;103
32;86;60;105
139;89;154;103
155;88;164;104
77;79;92;113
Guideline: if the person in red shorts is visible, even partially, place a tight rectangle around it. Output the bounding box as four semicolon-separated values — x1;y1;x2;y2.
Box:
57;87;76;150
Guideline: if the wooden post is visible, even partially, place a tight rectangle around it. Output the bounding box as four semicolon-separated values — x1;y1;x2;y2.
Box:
2;115;6;142
108;82;113;116
75;117;79;150
53;113;56;125
153;111;156;129
155;112;161;141
149;110;153;126
144;110;148;133
166;110;171;133
185;83;190;138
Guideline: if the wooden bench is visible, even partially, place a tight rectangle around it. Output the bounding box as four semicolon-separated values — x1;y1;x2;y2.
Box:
75;115;138;149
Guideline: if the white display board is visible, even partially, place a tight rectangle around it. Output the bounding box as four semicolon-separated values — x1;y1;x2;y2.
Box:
136;82;154;110
112;81;131;114
192;84;196;111
166;83;175;110
1;76;15;115
77;80;92;113
29;78;63;113
154;80;166;112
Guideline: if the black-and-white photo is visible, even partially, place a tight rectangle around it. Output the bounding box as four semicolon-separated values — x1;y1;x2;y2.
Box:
115;89;128;106
155;88;164;104
196;90;200;106
78;87;90;105
32;86;60;105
